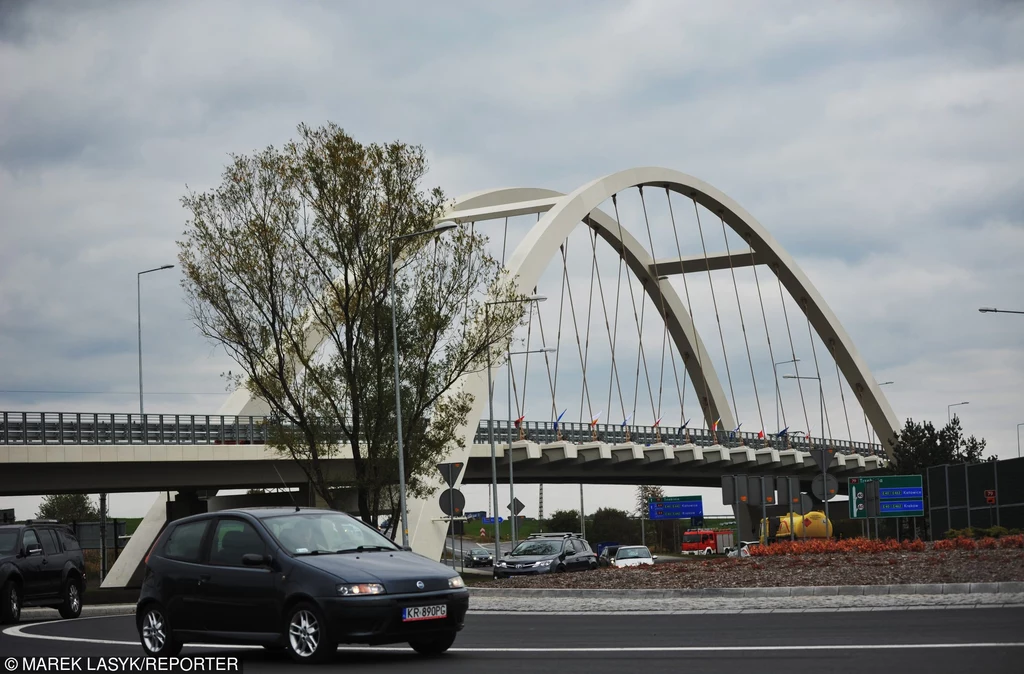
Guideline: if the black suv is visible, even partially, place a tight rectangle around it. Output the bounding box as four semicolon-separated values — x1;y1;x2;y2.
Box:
136;507;470;664
0;521;86;624
493;533;597;578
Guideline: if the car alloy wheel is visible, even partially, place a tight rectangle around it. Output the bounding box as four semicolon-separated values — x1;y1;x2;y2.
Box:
69;584;80;613
59;580;82;619
138;604;182;657
289;609;320;658
7;584;19;622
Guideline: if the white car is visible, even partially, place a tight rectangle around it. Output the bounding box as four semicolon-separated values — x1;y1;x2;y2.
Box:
611;545;657;567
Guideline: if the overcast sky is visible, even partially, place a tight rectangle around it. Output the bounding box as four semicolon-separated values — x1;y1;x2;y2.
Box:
1;0;1022;522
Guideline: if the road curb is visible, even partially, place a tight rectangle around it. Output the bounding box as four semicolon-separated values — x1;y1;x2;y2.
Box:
469;581;1024;598
21;604;137;620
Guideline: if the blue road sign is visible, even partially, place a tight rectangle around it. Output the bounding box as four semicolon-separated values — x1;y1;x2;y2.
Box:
647;498;703;520
481;517;504;524
878;500;925;514
879;487;923;499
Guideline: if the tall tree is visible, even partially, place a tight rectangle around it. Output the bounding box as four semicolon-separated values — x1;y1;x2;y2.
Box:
635;485;665;517
37;494;98;523
179;122;524;529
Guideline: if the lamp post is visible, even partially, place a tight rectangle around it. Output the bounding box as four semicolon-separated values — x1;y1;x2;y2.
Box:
948;401;969;423
485;295;546;569
774;358;800;431
388;223;456;549
1016;423;1023;459
506;346;556;549
124;264;174;584
979;307;1024;315
869;381;894;445
785;374;828;534
138;265;174;416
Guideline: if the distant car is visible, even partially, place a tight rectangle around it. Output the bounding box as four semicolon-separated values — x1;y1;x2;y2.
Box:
494;533;597;578
463;546;493;567
136;507;469;663
610;545;656;567
0;520;86;624
727;540;759;558
598;545;621;567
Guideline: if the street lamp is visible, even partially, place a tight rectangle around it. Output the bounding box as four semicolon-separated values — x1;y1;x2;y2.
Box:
505;346;556;548
979;307;1024;315
1016;423;1023;459
784;374;829;533
124;263;173;584
485;295;546;568
138;265;174;416
388;223;457;549
774;358;800;431
948;401;969;423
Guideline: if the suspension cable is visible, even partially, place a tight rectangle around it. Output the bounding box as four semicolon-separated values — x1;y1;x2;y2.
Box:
747;236;786;433
694;198;739;428
667;188;711;428
776;266;811;436
622;191;658;425
561;240;594;423
803;300;831;440
720;215;764;435
579;224;599;423
639;187;672;431
549;236;571;422
826;341;853;445
605;196;629;422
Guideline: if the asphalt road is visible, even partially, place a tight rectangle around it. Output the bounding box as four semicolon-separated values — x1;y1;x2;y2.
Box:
2;609;1022;673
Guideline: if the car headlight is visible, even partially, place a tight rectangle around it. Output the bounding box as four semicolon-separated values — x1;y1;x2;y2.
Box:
448;576;465;589
496;560;507;567
337;583;385;596
534;559;553;566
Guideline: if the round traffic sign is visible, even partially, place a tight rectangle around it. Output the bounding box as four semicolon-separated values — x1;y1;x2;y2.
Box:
439;489;466;517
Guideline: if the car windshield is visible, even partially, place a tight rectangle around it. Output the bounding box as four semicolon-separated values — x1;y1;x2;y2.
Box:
471;547;490;555
616;547;651;559
261;511;399;555
510;540;561;556
0;530;18;555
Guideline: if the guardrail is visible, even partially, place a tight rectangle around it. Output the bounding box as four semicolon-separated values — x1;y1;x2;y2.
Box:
0;411;884;457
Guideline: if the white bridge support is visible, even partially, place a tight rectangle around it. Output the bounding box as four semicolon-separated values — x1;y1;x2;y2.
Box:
106;167;900;581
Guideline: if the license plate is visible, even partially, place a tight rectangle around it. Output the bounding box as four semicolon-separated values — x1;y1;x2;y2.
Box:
403;604;447;622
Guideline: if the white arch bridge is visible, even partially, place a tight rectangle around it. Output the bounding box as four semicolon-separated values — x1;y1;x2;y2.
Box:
0;167;899;586
218;166;899;563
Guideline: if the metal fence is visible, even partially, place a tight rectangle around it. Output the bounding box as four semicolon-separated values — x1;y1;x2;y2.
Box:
0;411;884;457
926;456;1024;537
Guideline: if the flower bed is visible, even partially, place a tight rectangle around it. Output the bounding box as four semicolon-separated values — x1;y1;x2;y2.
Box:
746;536;1023;556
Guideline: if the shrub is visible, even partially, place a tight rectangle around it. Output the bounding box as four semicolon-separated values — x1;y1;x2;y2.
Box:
978;537;999;550
984;526;1010;539
999;534;1024;549
933;538;957;551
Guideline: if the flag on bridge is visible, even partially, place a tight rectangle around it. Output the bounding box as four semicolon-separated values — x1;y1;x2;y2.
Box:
758;429;765;439
653;417;662;428
621;413;632;428
777;427;789;437
712;418;721;431
681;418;690;429
514;412;526;429
590;411;602;427
553;409;567;430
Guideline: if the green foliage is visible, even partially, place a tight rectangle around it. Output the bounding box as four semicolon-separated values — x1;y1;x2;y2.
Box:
946;526;1012;540
546;509;581;534
589;508;640;546
178;122;524;529
36;494;98;523
891;416;989;475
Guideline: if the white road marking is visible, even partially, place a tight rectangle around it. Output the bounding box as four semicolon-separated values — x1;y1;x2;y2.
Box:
4;621;1024;652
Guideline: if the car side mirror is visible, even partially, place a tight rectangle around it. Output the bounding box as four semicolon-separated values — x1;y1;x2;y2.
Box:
241;553;268;567
653;555;659;560
26;544;42;557
402;546;413;552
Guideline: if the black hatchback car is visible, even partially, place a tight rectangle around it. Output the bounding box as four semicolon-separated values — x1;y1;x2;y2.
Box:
0;521;86;624
136;507;469;663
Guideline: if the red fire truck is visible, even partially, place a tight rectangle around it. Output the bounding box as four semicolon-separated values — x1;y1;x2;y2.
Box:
680;529;735;555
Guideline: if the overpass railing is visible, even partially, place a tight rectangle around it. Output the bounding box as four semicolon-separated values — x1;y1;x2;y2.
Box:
0;411;884;457
473;419;884;457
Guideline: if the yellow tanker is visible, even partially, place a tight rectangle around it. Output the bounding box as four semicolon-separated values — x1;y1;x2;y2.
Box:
759;511;832;544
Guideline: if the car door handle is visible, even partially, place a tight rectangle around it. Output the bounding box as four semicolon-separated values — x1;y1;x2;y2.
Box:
197;575;211;586
41;559;48;565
